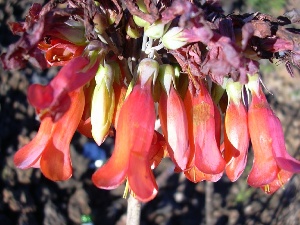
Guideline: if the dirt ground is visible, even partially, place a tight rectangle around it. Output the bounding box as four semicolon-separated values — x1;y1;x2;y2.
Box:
0;1;300;225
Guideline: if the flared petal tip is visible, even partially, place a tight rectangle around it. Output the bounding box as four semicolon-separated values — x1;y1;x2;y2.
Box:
132;187;158;203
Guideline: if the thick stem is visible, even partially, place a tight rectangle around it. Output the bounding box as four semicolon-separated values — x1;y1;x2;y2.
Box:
205;181;214;225
126;194;142;225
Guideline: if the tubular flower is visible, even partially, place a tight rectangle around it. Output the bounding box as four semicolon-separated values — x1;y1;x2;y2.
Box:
224;81;249;182
183;81;224;182
187;80;225;174
158;65;189;170
92;59;159;202
247;74;300;193
14;88;85;181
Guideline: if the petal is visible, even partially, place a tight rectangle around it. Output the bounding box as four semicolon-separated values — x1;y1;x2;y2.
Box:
184;165;223;183
77;117;92;138
92;140;129;189
247;92;278;187
123;84;156;155
40;137;72;181
40;89;85;181
193;82;225;174
45;43;84;66
260;169;293;194
112;82;127;127
214;102;222;148
149;131;166;169
128;153;158;202
28;56;98;113
158;87;189;170
14;116;53;169
268;113;300;172
224;101;249;182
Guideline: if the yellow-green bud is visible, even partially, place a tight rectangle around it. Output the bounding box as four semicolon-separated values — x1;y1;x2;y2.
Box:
91;80;115;145
91;63;116;145
137;58;159;87
144;20;165;39
226;79;243;105
126;21;142;39
162;27;188;50
245;73;260;96
132;0;150;27
158;64;175;95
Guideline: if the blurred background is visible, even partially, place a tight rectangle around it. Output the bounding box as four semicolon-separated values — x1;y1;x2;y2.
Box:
0;0;300;224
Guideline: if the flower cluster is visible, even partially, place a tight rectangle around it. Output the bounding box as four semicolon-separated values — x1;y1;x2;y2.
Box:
2;0;300;202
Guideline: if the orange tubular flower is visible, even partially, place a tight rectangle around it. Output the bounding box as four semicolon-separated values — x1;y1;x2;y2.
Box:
183;82;223;182
224;81;249;182
247;74;300;193
14;89;85;181
187;80;225;174
92;58;159;202
158;65;189;170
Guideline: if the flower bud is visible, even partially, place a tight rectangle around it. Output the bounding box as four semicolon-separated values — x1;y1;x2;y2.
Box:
158;64;175;95
132;0;150;27
91;63;115;145
126;20;142;39
93;13;108;35
162;27;187;50
137;58;159;87
144;20;165;39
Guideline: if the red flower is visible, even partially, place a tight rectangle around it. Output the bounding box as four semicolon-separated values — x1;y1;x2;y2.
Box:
183;81;225;182
92;82;158;202
38;38;85;66
247;75;300;193
159;85;189;170
185;80;225;174
27;56;99;120
14;88;85;181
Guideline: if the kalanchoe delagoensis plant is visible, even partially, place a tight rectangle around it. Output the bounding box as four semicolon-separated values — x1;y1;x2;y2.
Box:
2;0;300;203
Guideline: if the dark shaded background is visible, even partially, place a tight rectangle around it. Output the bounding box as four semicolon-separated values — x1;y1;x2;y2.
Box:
1;0;300;224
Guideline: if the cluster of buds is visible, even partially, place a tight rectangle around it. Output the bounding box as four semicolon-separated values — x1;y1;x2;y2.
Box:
2;0;300;203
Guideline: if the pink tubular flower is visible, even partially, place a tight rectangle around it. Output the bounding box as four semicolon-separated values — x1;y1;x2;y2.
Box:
224;81;249;182
247;74;300;193
14;88;85;181
92;58;159;202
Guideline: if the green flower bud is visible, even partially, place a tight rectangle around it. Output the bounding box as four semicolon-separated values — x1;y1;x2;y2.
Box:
126;21;142;39
132;0;150;27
